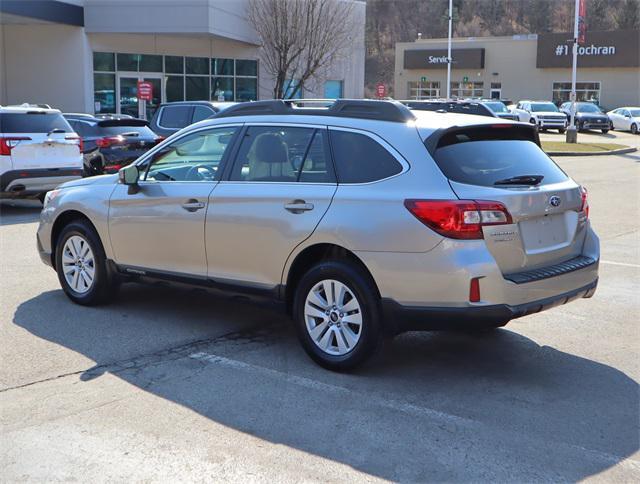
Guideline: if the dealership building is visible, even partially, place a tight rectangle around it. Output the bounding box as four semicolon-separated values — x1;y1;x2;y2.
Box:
394;30;639;109
0;0;365;119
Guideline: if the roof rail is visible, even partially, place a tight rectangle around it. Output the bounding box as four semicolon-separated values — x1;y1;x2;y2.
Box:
213;99;416;123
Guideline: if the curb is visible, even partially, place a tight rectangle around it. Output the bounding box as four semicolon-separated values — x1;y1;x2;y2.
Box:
546;146;637;157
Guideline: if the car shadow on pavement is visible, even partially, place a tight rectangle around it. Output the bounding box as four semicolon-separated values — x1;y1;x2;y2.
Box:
12;286;640;481
0;201;42;226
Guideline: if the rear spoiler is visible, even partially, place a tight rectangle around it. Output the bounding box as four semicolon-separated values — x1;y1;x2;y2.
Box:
97;119;149;127
423;122;540;156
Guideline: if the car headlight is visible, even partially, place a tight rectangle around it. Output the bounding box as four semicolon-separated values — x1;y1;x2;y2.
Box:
43;189;61;208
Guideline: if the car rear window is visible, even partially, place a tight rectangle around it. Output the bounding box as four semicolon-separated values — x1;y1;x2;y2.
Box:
159;105;192;129
430;127;568;187
0;112;73;133
94;125;157;138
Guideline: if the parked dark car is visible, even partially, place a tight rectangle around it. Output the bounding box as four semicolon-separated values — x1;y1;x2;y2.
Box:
403;100;498;118
559;102;610;133
64;114;162;176
149;101;236;137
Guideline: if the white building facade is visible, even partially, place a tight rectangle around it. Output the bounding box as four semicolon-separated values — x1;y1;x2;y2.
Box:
0;0;365;119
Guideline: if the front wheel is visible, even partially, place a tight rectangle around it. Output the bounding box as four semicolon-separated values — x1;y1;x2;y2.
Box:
632;123;638;135
55;220;117;305
293;260;382;371
558;127;566;134
601;129;609;134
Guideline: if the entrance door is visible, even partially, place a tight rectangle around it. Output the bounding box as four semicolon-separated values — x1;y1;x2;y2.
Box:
490;88;501;100
117;74;163;120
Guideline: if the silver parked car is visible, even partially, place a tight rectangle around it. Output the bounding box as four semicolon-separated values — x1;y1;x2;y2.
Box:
37;100;599;370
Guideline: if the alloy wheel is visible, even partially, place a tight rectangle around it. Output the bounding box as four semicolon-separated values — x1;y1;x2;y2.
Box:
304;279;363;356
61;235;95;294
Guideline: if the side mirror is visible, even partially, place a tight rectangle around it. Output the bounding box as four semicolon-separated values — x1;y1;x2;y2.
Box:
118;164;140;194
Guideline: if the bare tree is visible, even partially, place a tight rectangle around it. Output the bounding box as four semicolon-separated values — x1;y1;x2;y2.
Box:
248;0;357;99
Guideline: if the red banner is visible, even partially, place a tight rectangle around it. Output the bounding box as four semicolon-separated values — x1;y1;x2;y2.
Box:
578;0;587;45
376;83;386;98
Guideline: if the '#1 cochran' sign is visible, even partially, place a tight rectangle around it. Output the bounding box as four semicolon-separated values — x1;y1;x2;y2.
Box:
536;29;639;68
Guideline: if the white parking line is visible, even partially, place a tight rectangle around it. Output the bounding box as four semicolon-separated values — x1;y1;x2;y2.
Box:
600;260;640;268
188;351;640;471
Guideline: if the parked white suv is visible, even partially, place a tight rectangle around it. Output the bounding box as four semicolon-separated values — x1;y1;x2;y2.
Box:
1;105;83;201
512;101;568;133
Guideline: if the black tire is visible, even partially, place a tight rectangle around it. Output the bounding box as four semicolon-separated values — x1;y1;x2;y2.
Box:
558;127;566;134
601;129;609;134
55;220;117;306
293;260;383;371
632;123;638;135
540;127;548;132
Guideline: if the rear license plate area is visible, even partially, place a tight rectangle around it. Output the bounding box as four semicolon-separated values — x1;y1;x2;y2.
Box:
519;214;567;252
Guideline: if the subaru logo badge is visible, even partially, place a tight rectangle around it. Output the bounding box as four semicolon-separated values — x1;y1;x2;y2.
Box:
549;196;561;207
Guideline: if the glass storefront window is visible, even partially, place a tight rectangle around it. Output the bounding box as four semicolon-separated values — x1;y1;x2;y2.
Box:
213;58;234;76
165;56;184;74
93;73;116;113
186;57;209;75
140;54;162;72
93;52;115;72
236;59;257;77
450;81;483;98
186;76;208;100
552;82;601;104
324;80;343;98
407;81;441;100
211;77;234;101
236;78;257;102
166;75;184;102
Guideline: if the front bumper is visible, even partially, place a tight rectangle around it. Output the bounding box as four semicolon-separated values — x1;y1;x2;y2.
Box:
538;118;567;128
579;120;610;129
382;279;598;332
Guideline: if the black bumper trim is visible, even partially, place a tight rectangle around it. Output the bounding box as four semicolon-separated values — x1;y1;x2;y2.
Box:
503;256;596;284
381;279;598;333
0;168;83;192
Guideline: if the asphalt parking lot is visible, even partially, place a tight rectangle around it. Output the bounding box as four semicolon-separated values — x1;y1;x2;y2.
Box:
1;136;639;481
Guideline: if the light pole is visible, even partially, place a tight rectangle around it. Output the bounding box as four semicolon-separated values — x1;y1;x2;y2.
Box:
566;0;581;143
446;0;453;99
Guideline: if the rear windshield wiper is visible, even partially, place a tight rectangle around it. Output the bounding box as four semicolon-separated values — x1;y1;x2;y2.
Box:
494;175;544;186
47;128;66;136
120;131;140;137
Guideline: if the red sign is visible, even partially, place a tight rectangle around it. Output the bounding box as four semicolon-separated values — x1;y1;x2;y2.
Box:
376;83;386;98
137;81;153;101
578;0;587;45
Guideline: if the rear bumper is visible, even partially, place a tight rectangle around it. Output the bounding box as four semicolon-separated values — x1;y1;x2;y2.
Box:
382;279;598;332
0;168;82;197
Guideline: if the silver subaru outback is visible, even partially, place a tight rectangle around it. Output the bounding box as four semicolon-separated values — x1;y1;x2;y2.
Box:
37;100;599;370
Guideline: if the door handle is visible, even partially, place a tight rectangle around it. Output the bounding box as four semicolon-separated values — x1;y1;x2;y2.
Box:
181;199;206;212
284;200;314;214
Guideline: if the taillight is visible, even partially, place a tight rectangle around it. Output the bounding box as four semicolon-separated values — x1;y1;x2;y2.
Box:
155;136;166;144
65;135;84;153
580;186;589;218
0;137;31;156
96;135;125;148
404;199;513;240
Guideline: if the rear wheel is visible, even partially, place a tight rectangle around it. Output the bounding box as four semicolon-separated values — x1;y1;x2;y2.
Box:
55;221;117;305
293;260;382;371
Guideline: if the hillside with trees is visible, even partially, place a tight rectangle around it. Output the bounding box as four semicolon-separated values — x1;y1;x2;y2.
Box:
365;0;640;96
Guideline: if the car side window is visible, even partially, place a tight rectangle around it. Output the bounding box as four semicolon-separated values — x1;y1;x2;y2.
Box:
229;126;334;183
142;126;238;182
159;105;192;129
329;129;403;184
192;106;215;123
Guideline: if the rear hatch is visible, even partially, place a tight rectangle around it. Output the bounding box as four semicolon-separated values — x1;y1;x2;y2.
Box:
426;124;588;275
0;111;82;169
89;119;160;171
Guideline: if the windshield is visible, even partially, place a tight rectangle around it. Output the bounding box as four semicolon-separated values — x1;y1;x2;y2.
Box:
629;109;640;117
530;103;559;112
577;104;602;113
485;102;509;113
